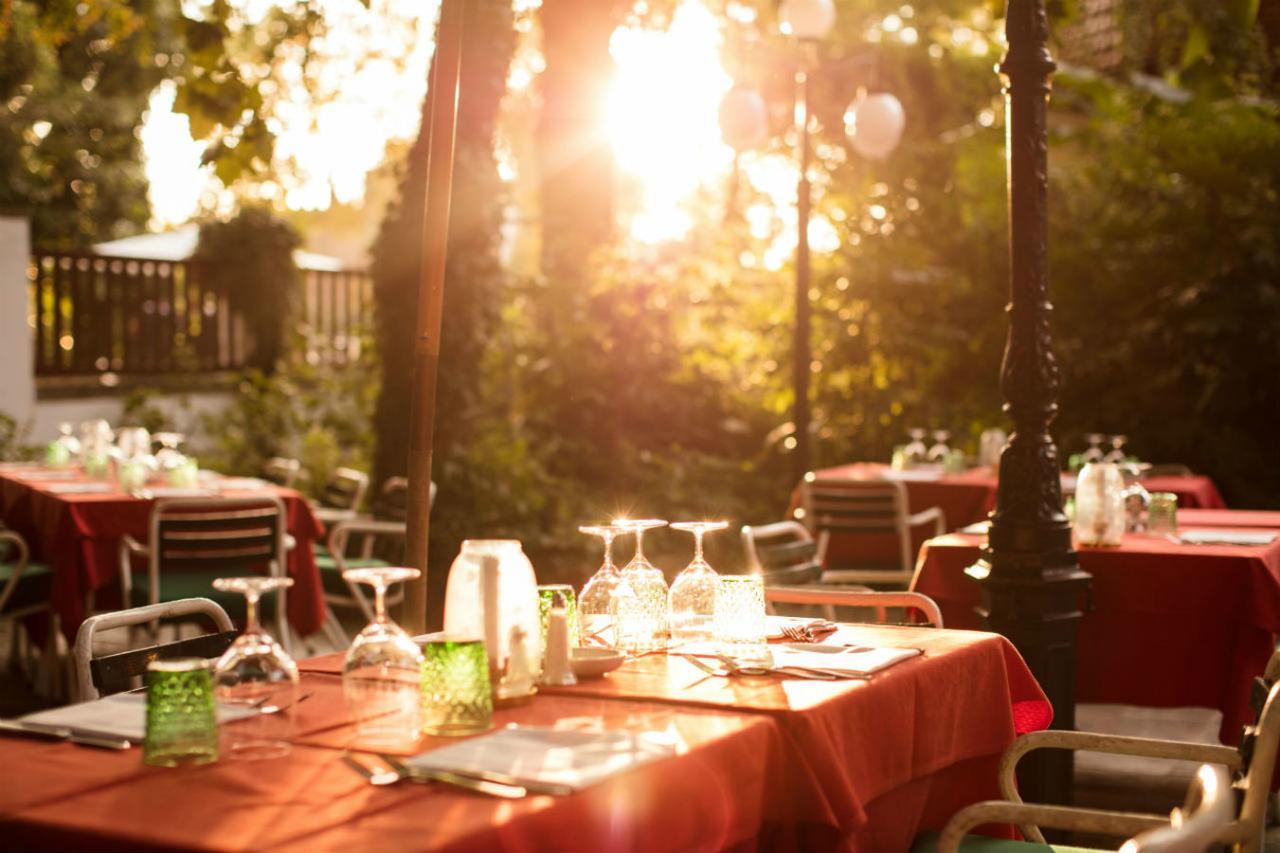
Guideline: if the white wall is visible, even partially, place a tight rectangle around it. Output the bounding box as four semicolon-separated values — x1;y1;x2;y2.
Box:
26;391;235;447
0;216;35;429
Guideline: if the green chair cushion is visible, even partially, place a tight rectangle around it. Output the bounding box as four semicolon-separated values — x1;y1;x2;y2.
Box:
316;555;391;596
911;833;1106;853
133;571;280;626
0;560;54;612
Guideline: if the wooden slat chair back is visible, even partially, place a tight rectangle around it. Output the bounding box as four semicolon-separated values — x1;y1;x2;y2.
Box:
765;586;944;628
321;467;369;513
800;475;945;587
120;496;289;650
741;521;823;586
373;476;436;523
264;456;301;489
73;598;236;701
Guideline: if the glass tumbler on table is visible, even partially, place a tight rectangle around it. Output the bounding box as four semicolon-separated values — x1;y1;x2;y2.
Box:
420;635;493;736
612;519;669;653
211;576;299;759
1147;492;1178;539
342;567;425;749
714;575;769;665
144;658;219;767
668;521;729;643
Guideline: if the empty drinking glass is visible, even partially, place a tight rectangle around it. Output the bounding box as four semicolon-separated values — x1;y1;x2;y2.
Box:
342;567;424;749
667;521;729;643
926;430;951;465
211;576;299;759
577;524;637;649
46;422;80;468
612;519;669;652
714;575;769;665
1082;433;1106;465
1147;492;1178;538
1103;434;1128;465
903;429;928;468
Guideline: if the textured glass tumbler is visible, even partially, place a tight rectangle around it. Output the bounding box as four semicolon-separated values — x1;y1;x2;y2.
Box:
1147;492;1178;538
714;576;769;663
420;637;493;737
144;658;219;767
538;585;580;652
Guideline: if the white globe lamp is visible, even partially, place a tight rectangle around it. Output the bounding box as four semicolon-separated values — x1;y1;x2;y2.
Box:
719;85;770;152
846;92;906;160
779;0;836;41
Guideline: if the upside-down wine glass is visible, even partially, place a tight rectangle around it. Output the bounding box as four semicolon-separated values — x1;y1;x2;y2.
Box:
612;519;669;652
1104;434;1129;465
211;576;299;760
903;429;928;468
1082;433;1106;465
667;521;730;643
577;524;638;648
926;430;951;464
342;566;424;749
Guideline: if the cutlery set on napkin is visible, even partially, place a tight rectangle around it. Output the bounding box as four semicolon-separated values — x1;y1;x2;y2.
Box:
344;726;678;798
0;691;297;750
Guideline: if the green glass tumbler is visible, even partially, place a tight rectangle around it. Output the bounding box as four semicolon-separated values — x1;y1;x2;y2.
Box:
420;636;493;737
1147;492;1178;538
538;584;580;651
143;658;219;767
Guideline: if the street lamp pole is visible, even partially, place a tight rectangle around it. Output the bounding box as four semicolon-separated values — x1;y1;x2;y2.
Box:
969;0;1092;804
793;60;813;483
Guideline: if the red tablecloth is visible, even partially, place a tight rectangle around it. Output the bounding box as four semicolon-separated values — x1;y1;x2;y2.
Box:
911;522;1280;742
0;471;326;639
804;463;1227;532
0;628;1049;852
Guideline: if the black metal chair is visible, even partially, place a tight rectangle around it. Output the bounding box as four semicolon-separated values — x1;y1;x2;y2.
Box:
740;521;825;586
119;496;290;650
72;598;237;701
313;467;370;525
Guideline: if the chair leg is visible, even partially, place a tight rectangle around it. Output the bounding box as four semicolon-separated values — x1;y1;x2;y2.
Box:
320;605;349;651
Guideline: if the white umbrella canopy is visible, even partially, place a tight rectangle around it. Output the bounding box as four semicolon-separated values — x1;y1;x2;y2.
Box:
92;225;346;271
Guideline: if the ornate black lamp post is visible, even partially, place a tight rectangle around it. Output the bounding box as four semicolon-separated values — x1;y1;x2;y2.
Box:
966;0;1093;804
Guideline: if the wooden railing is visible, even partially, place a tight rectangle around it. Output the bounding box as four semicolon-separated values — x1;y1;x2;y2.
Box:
28;252;373;380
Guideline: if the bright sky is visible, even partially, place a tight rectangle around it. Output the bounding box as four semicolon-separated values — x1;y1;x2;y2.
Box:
140;0;936;267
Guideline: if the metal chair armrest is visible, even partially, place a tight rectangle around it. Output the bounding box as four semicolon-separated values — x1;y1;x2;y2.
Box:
936;800;1169;853
907;506;946;537
996;729;1241;843
328;519;406;555
0;531;30;613
118;534;148;608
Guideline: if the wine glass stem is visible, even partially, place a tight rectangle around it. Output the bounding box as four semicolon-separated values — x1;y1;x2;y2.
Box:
602;533;616;572
693;530;704;563
634;530;645;563
244;591;260;634
372;581;388;623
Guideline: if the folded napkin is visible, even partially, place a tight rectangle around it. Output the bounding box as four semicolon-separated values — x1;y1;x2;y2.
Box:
959;521;991;535
20;470;79;481
19;693;257;741
213;477;270;491
44;482;114;494
881;467;943;482
769;643;921;676
407;726;679;793
145;487;214;498
1179;529;1277;547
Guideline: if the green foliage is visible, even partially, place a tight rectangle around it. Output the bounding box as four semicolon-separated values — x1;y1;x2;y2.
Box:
197;347;378;502
194;207;300;370
369;0;514;580
0;412;38;462
121;387;179;434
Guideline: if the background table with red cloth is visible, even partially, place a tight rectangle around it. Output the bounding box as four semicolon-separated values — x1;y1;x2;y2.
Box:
0;471;326;639
0;627;1049;852
800;462;1227;532
911;519;1280;742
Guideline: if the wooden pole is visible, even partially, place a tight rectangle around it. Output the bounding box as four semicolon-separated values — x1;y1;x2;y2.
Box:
402;0;466;634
